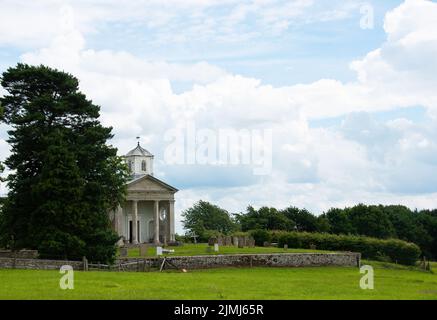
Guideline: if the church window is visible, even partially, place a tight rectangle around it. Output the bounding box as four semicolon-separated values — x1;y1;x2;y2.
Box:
142;160;147;171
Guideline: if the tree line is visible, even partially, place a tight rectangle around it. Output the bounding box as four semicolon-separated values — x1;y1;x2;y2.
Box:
182;201;437;259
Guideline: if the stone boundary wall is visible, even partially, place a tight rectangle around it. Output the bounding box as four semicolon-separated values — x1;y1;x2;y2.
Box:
0;257;83;270
155;253;361;269
0;253;360;271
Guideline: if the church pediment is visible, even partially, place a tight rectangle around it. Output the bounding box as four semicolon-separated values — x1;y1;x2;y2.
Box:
126;174;178;193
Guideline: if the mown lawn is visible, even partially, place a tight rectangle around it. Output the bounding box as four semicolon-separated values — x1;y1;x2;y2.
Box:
1;261;436;300
121;243;331;258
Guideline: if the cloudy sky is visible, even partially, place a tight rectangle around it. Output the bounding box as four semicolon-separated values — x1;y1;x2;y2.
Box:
1;0;437;233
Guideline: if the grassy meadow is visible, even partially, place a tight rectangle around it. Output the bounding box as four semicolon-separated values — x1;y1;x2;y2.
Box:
1;261;436;300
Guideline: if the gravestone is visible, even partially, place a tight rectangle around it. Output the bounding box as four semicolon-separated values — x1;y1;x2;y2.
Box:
206;246;212;253
217;236;224;246
263;241;270;247
248;237;255;248
233;237;239;247
310;244;317;250
238;236;244;248
214;243;219;252
156;246;163;256
238;236;245;248
225;236;232;246
208;237;217;246
139;244;149;256
120;247;128;257
284;244;288;250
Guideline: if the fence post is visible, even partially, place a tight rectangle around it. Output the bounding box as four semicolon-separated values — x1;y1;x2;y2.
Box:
82;256;88;271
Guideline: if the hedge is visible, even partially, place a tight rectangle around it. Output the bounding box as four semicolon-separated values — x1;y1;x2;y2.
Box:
248;229;289;246
277;231;421;265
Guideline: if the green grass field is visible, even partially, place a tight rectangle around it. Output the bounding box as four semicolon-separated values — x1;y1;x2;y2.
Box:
121;243;331;258
1;261;436;300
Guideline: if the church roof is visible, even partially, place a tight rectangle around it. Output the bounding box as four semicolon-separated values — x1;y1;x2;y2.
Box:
127;174;178;192
126;142;153;157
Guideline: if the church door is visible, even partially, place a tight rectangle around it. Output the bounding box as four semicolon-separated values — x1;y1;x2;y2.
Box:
128;221;133;243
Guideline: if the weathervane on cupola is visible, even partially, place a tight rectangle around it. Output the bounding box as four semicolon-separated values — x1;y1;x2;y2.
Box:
125;137;155;179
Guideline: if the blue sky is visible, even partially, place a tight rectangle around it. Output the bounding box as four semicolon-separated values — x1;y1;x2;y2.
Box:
80;1;401;86
0;0;436;232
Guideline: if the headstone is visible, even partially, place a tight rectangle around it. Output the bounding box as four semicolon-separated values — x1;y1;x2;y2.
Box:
214;243;219;252
284;244;288;250
139;244;149;256
263;241;270;247
310;244;317;250
208;237;217;246
248;237;255;248
120;247;128;257
233;236;239;247
206;246;212;253
217;236;223;246
82;256;88;271
225;236;232;246
156;246;163;256
238;236;245;248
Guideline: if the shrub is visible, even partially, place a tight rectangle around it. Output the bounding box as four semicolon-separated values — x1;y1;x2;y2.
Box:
269;230;289;243
249;229;271;246
231;231;250;238
277;231;420;265
201;230;224;242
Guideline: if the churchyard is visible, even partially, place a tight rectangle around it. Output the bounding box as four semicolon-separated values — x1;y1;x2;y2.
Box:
119;243;331;258
1;261;436;300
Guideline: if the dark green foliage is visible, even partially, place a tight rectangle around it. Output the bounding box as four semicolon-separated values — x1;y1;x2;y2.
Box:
234;202;436;261
277;231;421;266
282;207;319;232
324;204;437;259
347;204;396;239
323;208;355;234
249;229;271;246
0;64;129;263
181;200;237;242
236;206;295;231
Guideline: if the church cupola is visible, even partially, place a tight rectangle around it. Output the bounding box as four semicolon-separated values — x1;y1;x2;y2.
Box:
125;142;154;178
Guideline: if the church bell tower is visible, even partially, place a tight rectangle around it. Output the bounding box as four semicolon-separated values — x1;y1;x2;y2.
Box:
125;141;154;179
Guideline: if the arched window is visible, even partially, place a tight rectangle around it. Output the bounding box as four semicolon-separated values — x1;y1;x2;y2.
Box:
141;160;147;171
128;160;133;172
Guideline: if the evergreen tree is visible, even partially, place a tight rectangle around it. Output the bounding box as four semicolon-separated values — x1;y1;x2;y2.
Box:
0;64;129;263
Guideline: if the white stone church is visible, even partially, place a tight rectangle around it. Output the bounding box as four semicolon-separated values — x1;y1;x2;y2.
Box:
110;143;178;245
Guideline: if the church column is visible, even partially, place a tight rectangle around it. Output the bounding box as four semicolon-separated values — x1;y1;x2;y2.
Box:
169;200;175;242
154;200;160;244
132;200;138;244
116;204;123;235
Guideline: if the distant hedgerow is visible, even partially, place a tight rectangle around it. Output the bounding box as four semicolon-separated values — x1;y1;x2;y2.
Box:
277;231;420;266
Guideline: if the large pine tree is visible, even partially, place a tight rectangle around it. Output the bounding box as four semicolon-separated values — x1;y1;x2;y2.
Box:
0;64;129;263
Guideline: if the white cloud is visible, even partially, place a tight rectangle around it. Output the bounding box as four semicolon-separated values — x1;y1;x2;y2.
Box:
350;0;437;113
0;0;362;49
2;0;437;233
